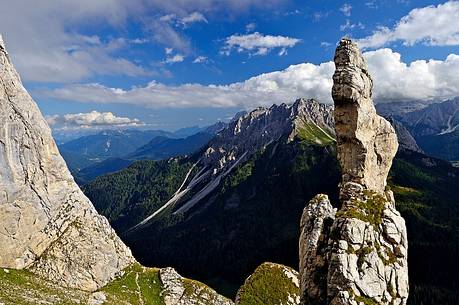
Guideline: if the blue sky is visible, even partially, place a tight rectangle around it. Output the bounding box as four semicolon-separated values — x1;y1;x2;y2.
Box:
1;0;459;132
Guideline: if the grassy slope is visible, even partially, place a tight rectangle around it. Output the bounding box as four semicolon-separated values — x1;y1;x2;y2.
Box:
235;262;299;305
84;158;195;232
0;268;87;305
101;264;164;305
0;263;229;305
0;264;164;305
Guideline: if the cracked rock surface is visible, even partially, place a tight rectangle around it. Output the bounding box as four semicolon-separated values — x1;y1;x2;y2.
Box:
299;39;408;305
332;39;398;194
0;34;134;291
160;267;234;305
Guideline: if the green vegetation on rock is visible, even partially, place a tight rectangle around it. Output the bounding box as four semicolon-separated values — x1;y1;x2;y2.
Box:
101;263;164;305
0;268;88;305
336;191;386;227
296;121;335;146
84;158;195;232
235;262;299;305
0;263;230;305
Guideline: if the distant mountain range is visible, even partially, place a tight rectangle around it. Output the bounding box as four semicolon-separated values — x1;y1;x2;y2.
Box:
377;97;459;162
59;129;176;170
61;98;459;186
59;124;225;184
83;98;459;304
129;122;226;161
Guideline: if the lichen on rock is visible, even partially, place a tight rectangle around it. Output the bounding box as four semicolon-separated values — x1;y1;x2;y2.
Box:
299;39;408;305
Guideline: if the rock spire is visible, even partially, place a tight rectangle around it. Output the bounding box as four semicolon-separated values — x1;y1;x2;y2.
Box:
0;34;134;291
299;39;408;305
332;38;398;194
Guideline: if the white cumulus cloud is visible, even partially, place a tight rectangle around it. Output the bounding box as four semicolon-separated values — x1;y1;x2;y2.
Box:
221;32;301;56
358;1;459;48
46;111;144;130
40;48;459;109
40;62;334;109
365;48;459;101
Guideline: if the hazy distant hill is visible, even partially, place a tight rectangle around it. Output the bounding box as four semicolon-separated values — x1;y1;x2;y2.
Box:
129;122;226;160
377;98;459;162
66;123;226;184
59;129;176;169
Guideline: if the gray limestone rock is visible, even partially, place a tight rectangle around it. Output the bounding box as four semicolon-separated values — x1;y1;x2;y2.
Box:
299;194;336;305
159;267;234;305
332;38;398;194
299;39;408;305
0;34;134;291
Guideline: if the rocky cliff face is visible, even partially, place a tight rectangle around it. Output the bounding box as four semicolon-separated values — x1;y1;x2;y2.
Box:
202;98;334;172
299;39;408;305
386;118;423;153
0;34;134;291
332;39;398;194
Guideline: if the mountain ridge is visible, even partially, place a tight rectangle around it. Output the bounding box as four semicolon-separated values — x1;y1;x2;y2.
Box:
84;95;459;304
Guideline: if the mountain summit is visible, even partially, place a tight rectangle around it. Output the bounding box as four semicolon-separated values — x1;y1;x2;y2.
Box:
127;98;335;231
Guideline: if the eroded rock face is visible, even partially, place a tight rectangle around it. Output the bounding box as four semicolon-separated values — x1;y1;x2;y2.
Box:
160;267;234;305
0;35;134;291
327;183;408;305
299;194;335;305
299;39;408;305
332;39;398;194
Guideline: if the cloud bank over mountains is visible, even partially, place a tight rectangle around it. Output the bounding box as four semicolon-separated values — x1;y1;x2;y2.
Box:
46;111;144;130
358;1;459;48
3;0;459;127
42;48;459;109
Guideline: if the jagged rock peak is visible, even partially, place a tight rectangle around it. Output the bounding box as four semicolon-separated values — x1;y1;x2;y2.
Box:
387;117;423;153
300;39;408;305
0;34;134;291
332;38;398;194
203;98;334;171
